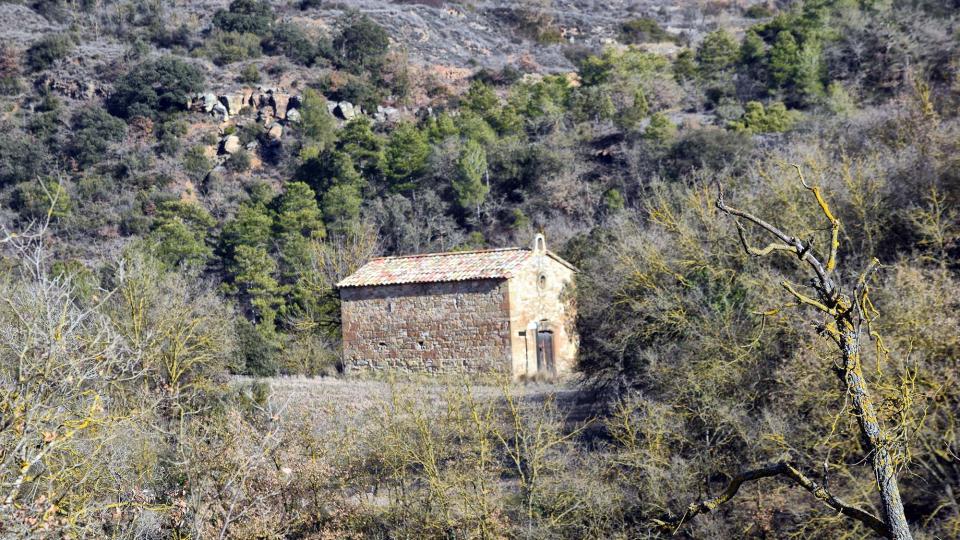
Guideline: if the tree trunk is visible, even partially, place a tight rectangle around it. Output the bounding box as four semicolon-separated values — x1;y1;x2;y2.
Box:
840;326;913;540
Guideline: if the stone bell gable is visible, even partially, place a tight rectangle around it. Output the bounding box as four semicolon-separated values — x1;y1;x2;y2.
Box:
337;234;578;377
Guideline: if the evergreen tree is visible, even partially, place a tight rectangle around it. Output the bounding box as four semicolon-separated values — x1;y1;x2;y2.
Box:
644;112;677;145
462;80;499;117
383;121;430;191
337;116;384;178
220;201;273;268
793;39;825;105
616;87;650;131
452;139;489;218
149;201;216;270
273;182;325;282
274;182;325;240
231;244;281;329
300;88;337;151
696;29;740;77
769;30;800;90
333;13;390;74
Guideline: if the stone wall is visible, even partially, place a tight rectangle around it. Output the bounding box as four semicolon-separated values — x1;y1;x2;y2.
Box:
340;279;512;374
507;253;578;377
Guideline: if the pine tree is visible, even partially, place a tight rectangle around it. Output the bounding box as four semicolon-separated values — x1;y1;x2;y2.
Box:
273;182;325;282
643;112;677;145
453;139;489;218
383;121;430;191
232;244;281;329
617;87;649;131
769;30;801;90
696;29;740;77
149;201;216;270
274;182;325;240
793;39;825;105
337;116;384;178
300;88;337;151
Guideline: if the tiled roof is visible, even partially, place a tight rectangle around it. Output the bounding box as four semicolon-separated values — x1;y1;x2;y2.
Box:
337;248;554;288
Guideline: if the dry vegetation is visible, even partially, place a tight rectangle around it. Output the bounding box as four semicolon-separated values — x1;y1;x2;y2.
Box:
1;0;959;538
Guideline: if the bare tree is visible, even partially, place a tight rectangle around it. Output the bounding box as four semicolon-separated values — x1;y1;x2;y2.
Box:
655;165;913;539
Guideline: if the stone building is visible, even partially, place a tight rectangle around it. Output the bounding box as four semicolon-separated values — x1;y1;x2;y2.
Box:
337;234;578;377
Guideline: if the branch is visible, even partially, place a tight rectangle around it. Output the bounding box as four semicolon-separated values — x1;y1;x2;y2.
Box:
734;220;798;257
794;164;841;274
652;461;890;538
782;280;835;315
715;181;836;296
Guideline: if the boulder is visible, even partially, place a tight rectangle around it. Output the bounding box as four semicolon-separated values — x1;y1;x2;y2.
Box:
222;135;241;154
242;87;255;108
211;101;229;122
335;101;356;120
257;106;275;124
375;105;400;123
326;100;337;115
272;93;290;119
221;94;245;116
286;108;301;123
267;124;283;141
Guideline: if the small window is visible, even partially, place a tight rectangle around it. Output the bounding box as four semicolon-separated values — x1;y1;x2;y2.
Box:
538;274;547;290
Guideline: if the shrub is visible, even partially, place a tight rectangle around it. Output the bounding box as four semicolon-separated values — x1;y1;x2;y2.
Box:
108;57;206;119
225;149;252;172
204;31;262;66
619;17;675;44
183;146;213;181
212;0;274;36
665;128;754;177
263;23;316;66
67;106;127;167
332;13;390;74
12;180;71;220
745;3;774;18
0;128;52;187
727;100;800;133
25;34;73;72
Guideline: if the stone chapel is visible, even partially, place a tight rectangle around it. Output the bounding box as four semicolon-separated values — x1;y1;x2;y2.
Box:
337;234;578;377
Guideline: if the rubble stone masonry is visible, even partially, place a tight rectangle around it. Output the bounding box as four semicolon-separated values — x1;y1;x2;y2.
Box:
340;279;512;374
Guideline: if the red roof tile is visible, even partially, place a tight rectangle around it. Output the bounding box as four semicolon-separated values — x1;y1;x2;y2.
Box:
337;248;545;288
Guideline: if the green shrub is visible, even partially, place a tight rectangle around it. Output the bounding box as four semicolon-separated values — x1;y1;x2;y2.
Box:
12;181;71;220
332;13;390;74
25;34;73;72
235;318;278;376
0;129;53;187
205;31;262;66
239;63;260;83
225;149;252;172
263;23;316;65
107;57;206;119
619;17;675;44
745;3;774;18
68;107;127;167
212;0;274;36
183;146;213;180
727;100;800;133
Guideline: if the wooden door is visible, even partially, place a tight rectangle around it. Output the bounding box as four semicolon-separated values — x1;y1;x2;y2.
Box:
536;330;555;374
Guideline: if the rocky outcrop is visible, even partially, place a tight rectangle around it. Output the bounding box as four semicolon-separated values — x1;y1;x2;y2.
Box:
34;75;105;100
221;135;241;154
334;101;357;121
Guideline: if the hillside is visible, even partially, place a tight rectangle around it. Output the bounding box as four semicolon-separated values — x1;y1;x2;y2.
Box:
0;0;959;538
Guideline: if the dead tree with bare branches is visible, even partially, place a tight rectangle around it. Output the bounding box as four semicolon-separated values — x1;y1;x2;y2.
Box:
654;166;913;539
